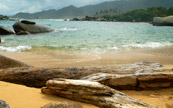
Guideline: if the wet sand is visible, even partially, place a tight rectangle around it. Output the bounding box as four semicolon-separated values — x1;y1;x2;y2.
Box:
0;46;173;68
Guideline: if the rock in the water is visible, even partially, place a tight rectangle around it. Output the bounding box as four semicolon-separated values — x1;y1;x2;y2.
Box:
0;100;11;108
21;20;36;25
0;55;30;69
13;20;54;35
0;26;14;35
41;102;83;108
16;31;30;35
42;78;156;108
152;16;173;26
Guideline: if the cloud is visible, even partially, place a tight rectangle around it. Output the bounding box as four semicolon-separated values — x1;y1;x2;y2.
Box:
0;0;114;15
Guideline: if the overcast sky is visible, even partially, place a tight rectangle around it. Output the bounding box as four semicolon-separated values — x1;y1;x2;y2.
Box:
0;0;114;15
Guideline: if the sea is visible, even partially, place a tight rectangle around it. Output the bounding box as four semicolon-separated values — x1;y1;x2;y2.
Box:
0;19;173;53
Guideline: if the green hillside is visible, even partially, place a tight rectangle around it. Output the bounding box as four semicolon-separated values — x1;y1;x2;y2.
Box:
13;0;173;19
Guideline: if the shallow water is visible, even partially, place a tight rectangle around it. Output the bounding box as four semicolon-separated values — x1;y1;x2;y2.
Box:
0;20;173;53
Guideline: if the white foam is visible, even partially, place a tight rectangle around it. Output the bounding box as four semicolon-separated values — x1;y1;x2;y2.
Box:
109;45;119;50
0;46;32;52
124;42;173;48
1;39;4;43
56;27;78;32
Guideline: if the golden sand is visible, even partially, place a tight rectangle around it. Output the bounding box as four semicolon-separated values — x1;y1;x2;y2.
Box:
0;81;173;108
0;81;98;108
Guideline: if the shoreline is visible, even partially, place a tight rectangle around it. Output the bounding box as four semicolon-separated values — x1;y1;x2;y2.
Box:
0;46;173;68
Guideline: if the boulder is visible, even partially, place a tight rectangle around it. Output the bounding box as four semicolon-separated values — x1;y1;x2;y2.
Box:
41;102;83;108
0;26;14;35
0;100;11;108
16;31;30;35
41;78;156;108
152;16;173;26
13;20;54;35
0;55;30;69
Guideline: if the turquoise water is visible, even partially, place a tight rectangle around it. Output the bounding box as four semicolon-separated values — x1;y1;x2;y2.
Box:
0;19;173;52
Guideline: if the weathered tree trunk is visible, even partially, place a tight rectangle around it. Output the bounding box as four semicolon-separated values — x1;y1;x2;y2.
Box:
0;67;101;87
81;73;173;90
0;62;171;88
41;78;157;108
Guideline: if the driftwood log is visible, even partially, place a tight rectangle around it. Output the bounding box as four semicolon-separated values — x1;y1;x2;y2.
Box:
81;73;173;90
41;78;157;108
0;62;172;88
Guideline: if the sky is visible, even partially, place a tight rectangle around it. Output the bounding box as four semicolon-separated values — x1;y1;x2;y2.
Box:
0;0;114;15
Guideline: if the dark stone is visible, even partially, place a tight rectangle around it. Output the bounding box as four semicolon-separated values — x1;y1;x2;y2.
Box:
21;20;36;25
0;55;30;69
16;31;30;35
41;102;83;108
0;26;14;35
0;100;11;108
13;20;54;35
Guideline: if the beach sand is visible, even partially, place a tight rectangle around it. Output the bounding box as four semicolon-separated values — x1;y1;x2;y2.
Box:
0;46;173;108
0;81;98;108
0;81;173;108
0;46;173;68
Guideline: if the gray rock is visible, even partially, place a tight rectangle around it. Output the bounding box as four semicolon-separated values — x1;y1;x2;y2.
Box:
0;26;14;35
153;16;173;26
0;100;11;108
13;20;54;35
41;102;83;108
42;78;156;108
0;55;30;69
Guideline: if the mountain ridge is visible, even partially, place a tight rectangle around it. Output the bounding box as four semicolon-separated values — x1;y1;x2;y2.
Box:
13;0;173;19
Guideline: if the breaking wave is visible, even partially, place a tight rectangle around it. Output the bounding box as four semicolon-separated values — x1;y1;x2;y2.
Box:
124;42;173;48
55;27;78;32
0;45;32;52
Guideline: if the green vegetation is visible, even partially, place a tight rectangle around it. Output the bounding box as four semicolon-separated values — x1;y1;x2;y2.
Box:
0;15;9;20
102;7;173;22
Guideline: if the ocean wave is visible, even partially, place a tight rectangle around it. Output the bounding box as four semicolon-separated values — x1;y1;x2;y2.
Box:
0;46;32;52
1;39;4;43
124;42;173;48
49;19;64;21
55;27;78;32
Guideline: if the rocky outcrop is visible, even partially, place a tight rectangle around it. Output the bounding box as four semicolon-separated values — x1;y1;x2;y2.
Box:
0;26;14;35
0;100;11;108
13;20;54;35
0;62;171;88
0;55;30;69
152;16;173;26
41;78;156;108
81;73;173;90
41;102;83;108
